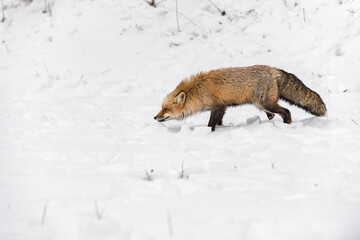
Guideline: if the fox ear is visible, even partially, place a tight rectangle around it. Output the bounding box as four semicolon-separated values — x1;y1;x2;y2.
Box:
174;91;186;104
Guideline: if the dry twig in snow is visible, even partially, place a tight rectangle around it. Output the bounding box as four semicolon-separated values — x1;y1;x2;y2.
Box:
1;0;5;23
175;0;180;32
208;0;226;16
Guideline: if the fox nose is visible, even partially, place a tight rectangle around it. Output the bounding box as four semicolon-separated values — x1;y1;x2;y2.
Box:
153;116;157;120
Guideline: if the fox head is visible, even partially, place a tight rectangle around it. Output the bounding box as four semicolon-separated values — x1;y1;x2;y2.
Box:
154;91;186;122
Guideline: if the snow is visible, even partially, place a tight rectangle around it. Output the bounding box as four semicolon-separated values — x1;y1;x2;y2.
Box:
1;0;360;239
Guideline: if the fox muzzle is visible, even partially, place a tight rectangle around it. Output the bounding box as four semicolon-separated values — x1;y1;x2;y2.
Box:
154;115;169;122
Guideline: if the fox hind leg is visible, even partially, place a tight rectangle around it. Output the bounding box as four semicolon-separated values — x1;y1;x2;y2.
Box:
266;112;275;120
208;106;226;131
263;103;291;124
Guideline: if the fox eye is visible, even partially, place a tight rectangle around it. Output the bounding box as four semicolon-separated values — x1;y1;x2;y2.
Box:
163;108;169;112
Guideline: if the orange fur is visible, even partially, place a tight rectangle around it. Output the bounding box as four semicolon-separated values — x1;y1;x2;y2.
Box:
154;65;327;131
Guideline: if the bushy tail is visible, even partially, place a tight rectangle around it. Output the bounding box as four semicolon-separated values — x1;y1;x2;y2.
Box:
277;70;327;116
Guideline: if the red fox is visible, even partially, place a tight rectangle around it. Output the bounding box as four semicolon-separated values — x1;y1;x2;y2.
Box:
154;65;327;131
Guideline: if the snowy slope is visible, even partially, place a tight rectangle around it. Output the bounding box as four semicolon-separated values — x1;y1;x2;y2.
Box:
1;0;360;239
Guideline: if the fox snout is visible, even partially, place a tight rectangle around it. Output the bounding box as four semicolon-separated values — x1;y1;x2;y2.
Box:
154;111;168;122
154;115;168;122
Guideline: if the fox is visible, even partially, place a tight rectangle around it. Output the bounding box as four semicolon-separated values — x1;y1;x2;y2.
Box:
154;65;327;131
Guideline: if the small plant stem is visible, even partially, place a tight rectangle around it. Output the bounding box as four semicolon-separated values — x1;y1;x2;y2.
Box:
43;0;47;12
303;8;306;23
167;212;173;237
147;0;156;8
158;5;196;25
41;204;47;226
43;58;53;80
175;0;180;32
172;161;187;179
94;201;103;220
1;0;5;23
2;39;9;52
145;169;154;181
208;0;226;16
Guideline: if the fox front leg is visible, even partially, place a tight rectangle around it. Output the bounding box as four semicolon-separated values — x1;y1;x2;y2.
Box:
208;106;226;131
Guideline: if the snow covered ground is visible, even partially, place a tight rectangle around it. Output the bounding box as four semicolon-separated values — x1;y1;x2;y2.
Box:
1;0;360;239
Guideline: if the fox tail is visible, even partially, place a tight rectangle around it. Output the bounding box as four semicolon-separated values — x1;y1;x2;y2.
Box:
277;70;327;117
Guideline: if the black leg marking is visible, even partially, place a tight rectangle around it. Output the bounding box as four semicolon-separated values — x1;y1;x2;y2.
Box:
208;106;226;131
266;112;275;120
263;104;291;124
